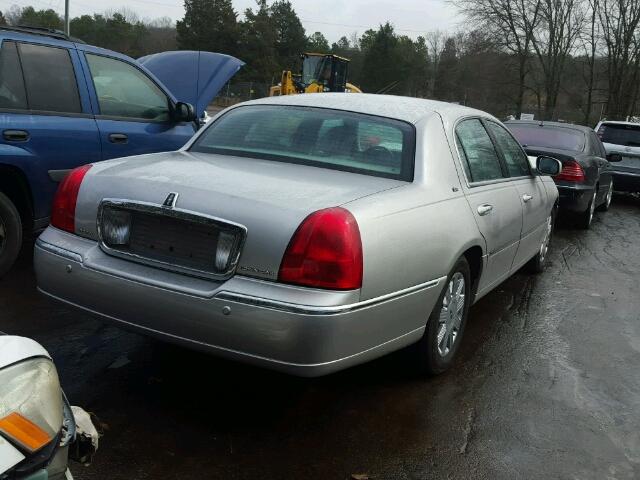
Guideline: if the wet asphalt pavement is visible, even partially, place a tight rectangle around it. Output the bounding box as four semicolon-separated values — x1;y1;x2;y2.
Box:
1;195;640;480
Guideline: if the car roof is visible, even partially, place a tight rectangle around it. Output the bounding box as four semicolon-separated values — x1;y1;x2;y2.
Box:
238;93;497;125
597;120;640;126
506;119;593;133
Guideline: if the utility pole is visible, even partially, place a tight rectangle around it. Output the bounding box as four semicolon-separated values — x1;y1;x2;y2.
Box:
64;0;70;35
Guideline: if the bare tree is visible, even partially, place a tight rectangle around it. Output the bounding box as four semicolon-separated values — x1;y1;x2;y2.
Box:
579;0;601;124
598;0;640;118
425;30;446;98
453;0;541;116
530;0;585;119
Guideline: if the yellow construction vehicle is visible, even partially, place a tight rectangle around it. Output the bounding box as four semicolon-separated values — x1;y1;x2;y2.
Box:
269;53;362;96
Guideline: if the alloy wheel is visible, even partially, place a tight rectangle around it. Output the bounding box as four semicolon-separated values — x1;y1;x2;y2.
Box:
605;181;613;208
0;215;6;256
539;214;553;263
588;189;597;225
437;272;466;357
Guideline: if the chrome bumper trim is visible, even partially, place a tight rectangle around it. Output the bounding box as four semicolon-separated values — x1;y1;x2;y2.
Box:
36;238;83;263
215;277;445;315
612;171;640;178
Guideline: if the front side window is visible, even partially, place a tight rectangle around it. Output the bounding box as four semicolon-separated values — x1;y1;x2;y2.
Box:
0;41;27;110
455;119;505;183
190;105;415;181
86;54;169;121
486;122;531;177
18;43;81;113
508;124;585;152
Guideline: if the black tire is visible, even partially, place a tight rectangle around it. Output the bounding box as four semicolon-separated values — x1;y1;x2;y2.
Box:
578;187;598;229
0;191;22;278
414;256;472;375
597;180;614;212
526;209;555;274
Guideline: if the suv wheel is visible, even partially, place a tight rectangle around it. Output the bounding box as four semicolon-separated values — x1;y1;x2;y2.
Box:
0;192;22;278
414;256;471;375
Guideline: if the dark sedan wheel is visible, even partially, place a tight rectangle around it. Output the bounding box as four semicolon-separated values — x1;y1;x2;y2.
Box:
597;180;613;212
578;187;598;229
414;256;471;375
0;192;22;278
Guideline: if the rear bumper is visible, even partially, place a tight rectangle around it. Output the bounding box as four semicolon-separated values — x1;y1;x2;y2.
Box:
34;227;444;377
555;184;594;213
612;171;640;193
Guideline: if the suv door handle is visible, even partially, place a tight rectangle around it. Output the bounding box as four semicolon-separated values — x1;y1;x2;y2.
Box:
3;129;29;142
522;194;533;203
108;133;128;144
477;204;493;216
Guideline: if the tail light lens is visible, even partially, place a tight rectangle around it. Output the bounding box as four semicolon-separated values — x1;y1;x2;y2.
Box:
555;160;585;182
279;207;363;290
50;164;92;233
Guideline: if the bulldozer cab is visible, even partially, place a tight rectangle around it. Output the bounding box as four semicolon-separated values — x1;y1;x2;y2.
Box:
302;53;349;93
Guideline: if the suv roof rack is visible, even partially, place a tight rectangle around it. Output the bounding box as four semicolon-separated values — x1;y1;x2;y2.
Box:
0;25;85;43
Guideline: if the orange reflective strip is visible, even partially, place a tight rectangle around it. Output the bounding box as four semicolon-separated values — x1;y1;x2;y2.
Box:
0;412;51;452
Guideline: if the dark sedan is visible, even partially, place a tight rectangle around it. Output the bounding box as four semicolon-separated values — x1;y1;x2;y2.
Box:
506;120;620;228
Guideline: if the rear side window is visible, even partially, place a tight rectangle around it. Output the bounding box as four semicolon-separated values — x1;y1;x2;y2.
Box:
86;54;170;121
0;41;27;110
455;119;504;182
190;105;415;181
597;123;640;147
486;122;531;177
18;43;81;113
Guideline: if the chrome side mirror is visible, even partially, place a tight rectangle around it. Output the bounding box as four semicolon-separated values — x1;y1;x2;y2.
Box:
537;155;562;176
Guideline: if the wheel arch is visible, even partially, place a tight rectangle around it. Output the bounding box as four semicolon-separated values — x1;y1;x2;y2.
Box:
0;164;34;231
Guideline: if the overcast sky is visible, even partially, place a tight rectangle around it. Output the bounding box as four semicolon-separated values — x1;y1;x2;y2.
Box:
3;0;460;41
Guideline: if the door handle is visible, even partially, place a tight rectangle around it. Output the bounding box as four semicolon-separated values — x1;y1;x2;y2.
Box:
108;133;128;144
3;129;29;142
477;204;493;216
522;194;533;203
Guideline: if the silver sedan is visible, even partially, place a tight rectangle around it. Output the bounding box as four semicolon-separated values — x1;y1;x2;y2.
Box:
35;94;560;376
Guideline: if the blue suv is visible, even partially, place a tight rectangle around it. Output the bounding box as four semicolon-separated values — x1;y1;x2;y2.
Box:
0;26;243;276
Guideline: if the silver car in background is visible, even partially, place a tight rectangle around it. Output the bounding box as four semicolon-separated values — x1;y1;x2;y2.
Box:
595;120;640;193
35;94;560;376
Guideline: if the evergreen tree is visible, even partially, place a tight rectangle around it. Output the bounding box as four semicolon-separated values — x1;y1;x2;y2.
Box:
307;32;330;53
177;0;239;56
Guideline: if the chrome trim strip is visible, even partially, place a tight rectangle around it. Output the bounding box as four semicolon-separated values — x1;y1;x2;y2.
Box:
215;277;445;315
35;238;83;263
97;199;248;282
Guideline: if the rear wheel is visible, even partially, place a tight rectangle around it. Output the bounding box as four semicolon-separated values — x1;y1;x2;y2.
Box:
527;211;554;273
597;179;613;212
414;257;471;375
0;192;22;278
578;187;598;229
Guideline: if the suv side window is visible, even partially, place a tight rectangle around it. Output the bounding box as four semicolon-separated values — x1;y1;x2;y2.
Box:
86;54;170;121
18;43;82;113
0;41;27;110
486;121;531;177
456;119;505;183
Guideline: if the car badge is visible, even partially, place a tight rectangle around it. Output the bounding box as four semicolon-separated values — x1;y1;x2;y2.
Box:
162;192;179;209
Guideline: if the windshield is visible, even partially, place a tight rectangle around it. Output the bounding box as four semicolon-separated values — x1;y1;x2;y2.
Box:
302;56;332;86
597;123;640;147
508;124;585;152
190;105;415;181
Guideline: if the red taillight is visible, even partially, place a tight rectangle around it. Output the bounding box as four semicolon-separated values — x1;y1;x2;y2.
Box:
278;207;363;290
50;164;92;233
555;160;585;182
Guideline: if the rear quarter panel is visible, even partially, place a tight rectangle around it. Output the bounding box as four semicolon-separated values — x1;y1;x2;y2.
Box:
345;114;484;301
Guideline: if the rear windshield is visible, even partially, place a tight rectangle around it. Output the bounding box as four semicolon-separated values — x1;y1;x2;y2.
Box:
190;105;416;181
507;124;585;152
597;123;640;147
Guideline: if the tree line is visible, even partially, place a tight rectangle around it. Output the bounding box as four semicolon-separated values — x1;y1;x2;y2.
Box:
3;0;640;124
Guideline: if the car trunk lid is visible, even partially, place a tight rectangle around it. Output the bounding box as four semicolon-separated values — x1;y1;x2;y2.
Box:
76;151;406;282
